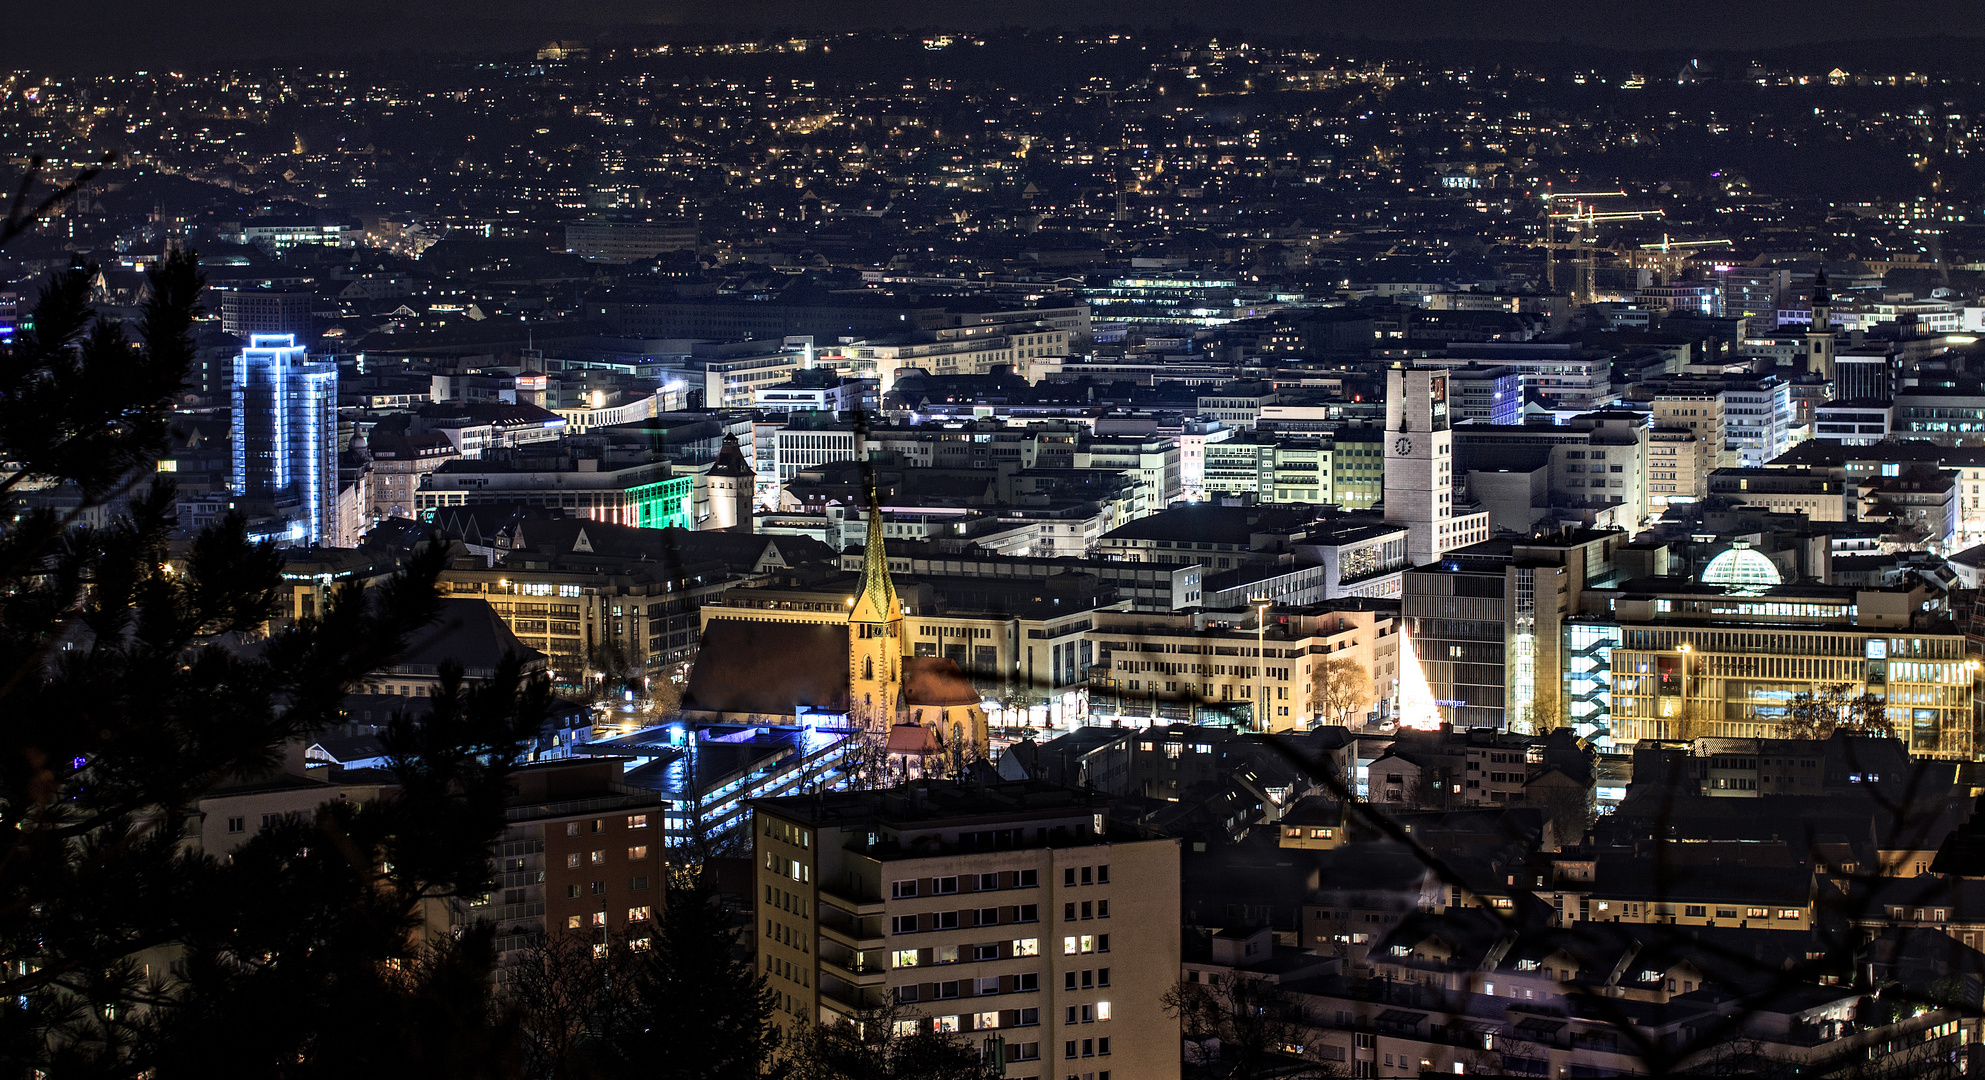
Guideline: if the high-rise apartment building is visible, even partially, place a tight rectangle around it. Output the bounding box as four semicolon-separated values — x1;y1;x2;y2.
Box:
230;334;338;546
752;783;1181;1080
464;759;666;968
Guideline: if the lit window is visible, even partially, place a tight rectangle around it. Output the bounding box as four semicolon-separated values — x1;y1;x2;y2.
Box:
892;950;920;969
1097;1001;1111;1021
627;814;648;829
628;845;648;860
1012;938;1039;957
590;850;605;865
628;906;651;922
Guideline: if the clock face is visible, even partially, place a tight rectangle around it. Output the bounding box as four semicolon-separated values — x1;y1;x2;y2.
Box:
1394;437;1413;456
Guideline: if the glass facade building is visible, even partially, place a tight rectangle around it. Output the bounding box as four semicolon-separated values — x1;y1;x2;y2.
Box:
230;334;338;547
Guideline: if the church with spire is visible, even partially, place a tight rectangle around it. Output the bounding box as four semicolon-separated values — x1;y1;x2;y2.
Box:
1804;268;1836;381
679;498;988;758
846;501;905;720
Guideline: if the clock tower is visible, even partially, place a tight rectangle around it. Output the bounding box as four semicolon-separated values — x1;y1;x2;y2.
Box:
1384;365;1456;567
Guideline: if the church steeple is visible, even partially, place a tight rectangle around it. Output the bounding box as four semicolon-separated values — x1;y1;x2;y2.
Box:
847;495;903;722
1808;268;1836;383
852;499;898;623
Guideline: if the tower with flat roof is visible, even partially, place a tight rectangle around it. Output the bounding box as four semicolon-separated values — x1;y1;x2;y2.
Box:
230;334;337;546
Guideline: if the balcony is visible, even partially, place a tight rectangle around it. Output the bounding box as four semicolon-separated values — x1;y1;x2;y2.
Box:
819;886;885;918
817;904;886;949
820;956;888;989
818;981;889;1017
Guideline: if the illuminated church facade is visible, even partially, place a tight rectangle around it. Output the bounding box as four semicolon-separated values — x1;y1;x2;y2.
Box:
679;502;989;756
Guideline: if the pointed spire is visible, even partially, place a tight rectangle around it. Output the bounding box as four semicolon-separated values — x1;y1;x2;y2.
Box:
854;497;896;620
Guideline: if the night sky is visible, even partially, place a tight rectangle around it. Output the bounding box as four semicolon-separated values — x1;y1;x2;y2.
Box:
7;1;1978;73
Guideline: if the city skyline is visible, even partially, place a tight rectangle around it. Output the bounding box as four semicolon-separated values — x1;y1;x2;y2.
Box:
11;9;1985;1079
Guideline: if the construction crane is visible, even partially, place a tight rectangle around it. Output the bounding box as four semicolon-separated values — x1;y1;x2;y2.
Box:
1538;189;1628;292
1634;235;1735;285
1546;197;1664;303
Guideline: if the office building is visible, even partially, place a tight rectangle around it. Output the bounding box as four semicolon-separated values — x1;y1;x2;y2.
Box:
1451;412;1652;537
220;288;314;338
1196;381;1279;430
434;518;742;682
1087;602;1398;730
1604;579;1976;757
416;453;693;530
564;218;699;264
752;782;1182;1080
1646;427;1709;510
1638;281;1720;317
1705;468;1847;522
1833;346;1897;404
1811;401;1893;445
1642;375;1791;467
240;214;354;253
1447;364;1524;426
231;334;339;547
1713;266;1790;324
1400;531;1624;731
1425;344;1612;411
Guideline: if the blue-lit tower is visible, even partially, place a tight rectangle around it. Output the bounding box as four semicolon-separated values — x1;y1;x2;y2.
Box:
230;334;338;546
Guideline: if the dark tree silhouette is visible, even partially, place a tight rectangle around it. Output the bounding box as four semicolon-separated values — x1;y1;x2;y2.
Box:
0;250;551;1077
614;863;780;1080
780;1001;988;1080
